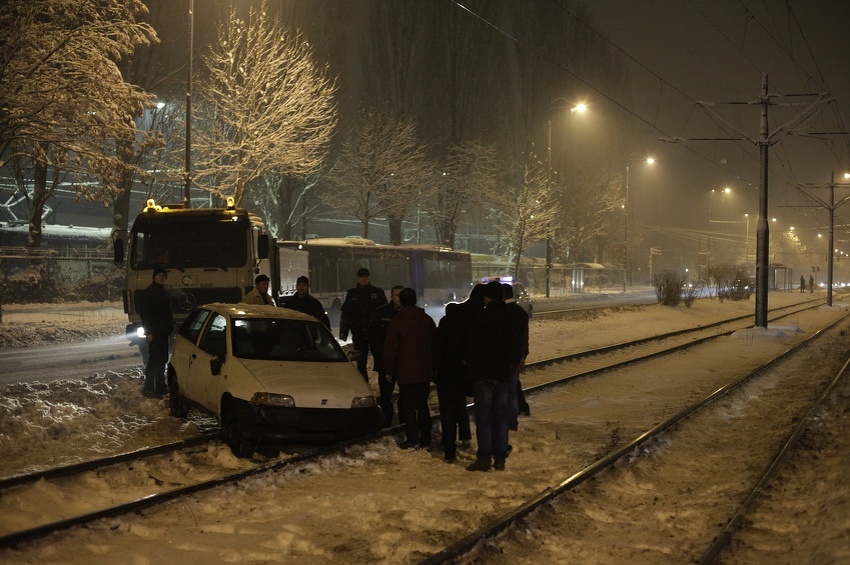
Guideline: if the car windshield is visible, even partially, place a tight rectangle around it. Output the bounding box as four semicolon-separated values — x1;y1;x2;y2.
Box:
231;318;346;362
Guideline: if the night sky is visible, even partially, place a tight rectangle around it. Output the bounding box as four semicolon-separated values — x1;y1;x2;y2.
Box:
38;1;850;269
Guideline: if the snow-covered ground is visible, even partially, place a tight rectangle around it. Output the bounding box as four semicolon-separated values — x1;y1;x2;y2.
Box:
1;292;849;563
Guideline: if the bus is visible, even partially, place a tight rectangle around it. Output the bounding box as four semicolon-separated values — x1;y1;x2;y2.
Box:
114;198;272;351
275;238;472;324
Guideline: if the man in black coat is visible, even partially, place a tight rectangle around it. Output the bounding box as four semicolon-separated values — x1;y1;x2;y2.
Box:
465;281;521;472
368;285;404;426
434;284;484;462
339;267;388;380
139;267;174;397
280;276;330;328
503;283;531;429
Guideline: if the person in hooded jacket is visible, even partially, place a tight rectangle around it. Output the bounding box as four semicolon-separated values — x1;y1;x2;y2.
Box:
464;281;521;471
383;287;437;449
434;284;484;462
139;267;174;397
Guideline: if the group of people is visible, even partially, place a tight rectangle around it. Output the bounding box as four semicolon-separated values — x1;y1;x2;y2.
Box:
800;274;815;293
338;267;530;472
245;273;331;328
139;266;531;473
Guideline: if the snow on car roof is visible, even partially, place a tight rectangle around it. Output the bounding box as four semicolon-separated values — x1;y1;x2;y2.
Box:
201;303;318;322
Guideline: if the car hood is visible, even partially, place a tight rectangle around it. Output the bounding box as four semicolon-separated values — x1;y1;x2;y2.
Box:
235;359;374;409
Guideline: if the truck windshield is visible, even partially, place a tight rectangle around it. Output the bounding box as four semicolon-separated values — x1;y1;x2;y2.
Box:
131;219;249;270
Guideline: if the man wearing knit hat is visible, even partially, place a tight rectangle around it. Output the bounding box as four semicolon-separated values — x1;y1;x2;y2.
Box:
139;268;174;398
244;274;275;306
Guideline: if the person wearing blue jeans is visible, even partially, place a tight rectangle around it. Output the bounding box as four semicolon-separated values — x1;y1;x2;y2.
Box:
465;281;521;472
471;378;512;469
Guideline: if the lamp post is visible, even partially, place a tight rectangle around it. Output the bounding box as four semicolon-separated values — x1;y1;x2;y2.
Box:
546;101;586;298
707;187;731;265
184;0;194;208
623;156;654;290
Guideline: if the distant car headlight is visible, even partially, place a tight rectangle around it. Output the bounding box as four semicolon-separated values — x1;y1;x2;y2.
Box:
350;396;377;409
250;392;295;407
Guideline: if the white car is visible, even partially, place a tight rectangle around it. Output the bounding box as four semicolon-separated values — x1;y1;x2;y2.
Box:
167;303;382;457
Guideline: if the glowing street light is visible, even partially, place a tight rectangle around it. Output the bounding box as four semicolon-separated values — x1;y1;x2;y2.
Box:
546;99;587;297
624;156;656;290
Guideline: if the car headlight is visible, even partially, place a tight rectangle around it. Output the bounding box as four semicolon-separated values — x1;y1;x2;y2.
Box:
250;392;295;407
350;396;377;409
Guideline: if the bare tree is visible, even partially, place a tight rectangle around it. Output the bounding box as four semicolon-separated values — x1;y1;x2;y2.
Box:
249;172;322;240
560;169;623;264
0;0;157;248
429;140;499;249
490;151;559;276
322;107;433;243
193;1;337;207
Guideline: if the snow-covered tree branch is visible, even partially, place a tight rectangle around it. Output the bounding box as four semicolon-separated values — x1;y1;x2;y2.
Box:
193;1;337;207
322;106;433;243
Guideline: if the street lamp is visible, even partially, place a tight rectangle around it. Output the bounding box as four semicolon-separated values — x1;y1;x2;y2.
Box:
707;187;731;264
546;100;586;297
184;0;194;208
623;156;655;290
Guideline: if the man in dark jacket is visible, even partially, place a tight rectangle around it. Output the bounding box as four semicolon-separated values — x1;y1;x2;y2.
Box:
139;267;174;397
280;276;330;328
465;281;520;471
339;267;387;380
503;283;531;430
368;285;404;427
434;284;484;462
383;287;437;449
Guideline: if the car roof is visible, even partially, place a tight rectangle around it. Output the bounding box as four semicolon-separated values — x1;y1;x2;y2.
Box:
198;303;318;322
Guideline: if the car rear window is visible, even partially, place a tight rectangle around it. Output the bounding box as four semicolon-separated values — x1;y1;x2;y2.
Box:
232;318;346;362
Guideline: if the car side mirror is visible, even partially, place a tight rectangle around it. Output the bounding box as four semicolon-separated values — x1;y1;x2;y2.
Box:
210;356;223;375
257;234;269;259
113;239;125;264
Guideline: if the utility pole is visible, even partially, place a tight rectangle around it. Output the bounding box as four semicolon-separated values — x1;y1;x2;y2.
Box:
669;73;831;328
796;171;850;307
754;75;769;328
184;0;194;209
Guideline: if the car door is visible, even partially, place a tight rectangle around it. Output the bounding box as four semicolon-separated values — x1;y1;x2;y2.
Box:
189;312;230;416
171;308;211;394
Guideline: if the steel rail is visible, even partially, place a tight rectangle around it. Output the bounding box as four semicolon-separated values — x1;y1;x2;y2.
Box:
0;433;217;490
698;348;850;564
0;297;833;550
417;309;850;564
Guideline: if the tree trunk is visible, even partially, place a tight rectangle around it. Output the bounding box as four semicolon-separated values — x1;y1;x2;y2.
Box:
27;160;48;249
388;217;403;245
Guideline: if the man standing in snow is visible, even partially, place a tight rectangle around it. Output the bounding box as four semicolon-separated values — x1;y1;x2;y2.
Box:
368;285;405;427
280;276;330;328
139;267;174;398
383;287;437;449
339;267;387;381
503;283;530;431
465;281;521;471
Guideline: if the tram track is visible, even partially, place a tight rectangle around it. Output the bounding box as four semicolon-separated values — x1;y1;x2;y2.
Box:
0;295;841;557
420;308;850;564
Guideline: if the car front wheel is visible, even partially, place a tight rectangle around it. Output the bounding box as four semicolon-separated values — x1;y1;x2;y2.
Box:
167;370;190;418
221;402;256;458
